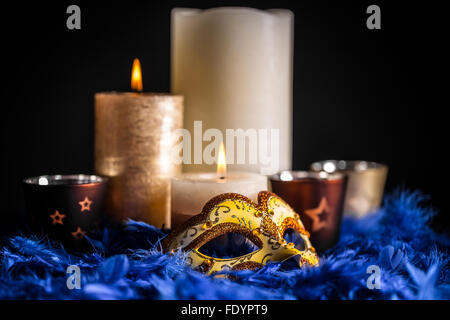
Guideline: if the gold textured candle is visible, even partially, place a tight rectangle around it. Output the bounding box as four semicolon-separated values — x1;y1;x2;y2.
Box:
95;59;183;228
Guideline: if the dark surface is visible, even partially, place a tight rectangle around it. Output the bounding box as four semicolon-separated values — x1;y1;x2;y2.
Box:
1;1;448;234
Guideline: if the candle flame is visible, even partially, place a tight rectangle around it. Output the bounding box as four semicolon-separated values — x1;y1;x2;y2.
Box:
131;58;143;92
217;142;227;179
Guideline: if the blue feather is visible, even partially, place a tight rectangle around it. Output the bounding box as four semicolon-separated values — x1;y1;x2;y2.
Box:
0;189;449;300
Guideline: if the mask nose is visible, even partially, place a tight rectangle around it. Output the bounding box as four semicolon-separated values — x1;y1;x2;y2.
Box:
283;229;306;251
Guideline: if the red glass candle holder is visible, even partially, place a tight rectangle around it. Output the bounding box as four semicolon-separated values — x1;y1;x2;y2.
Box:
23;174;107;251
270;171;347;252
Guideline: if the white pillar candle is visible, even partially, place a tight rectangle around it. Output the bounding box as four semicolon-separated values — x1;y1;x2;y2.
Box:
171;7;293;175
171;172;268;228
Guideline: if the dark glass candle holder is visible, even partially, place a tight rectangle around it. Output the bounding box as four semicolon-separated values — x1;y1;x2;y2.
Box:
270;171;347;252
23;174;107;251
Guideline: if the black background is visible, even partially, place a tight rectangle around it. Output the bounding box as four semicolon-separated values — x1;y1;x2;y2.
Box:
1;1;448;234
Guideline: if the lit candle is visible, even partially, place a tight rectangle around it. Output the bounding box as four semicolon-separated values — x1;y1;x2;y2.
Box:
172;7;293;174
171;142;268;228
95;59;183;228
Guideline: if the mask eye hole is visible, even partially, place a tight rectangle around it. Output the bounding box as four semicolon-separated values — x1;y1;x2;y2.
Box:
283;228;306;251
198;232;261;259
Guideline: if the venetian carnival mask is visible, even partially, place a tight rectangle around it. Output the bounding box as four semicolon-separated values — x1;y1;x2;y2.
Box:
162;191;319;275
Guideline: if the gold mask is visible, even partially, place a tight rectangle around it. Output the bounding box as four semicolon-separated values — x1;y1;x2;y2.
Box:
162;191;319;275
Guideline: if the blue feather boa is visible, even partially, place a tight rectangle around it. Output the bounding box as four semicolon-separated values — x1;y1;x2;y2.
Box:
0;190;449;300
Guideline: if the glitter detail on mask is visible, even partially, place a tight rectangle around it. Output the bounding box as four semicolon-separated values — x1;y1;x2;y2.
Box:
162;191;319;275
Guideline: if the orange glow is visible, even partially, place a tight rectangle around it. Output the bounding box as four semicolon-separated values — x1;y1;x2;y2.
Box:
217;142;227;179
131;58;143;92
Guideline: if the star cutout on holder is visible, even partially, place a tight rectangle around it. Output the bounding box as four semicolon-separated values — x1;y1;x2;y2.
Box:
49;210;66;225
71;227;86;240
304;197;330;232
78;196;92;212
